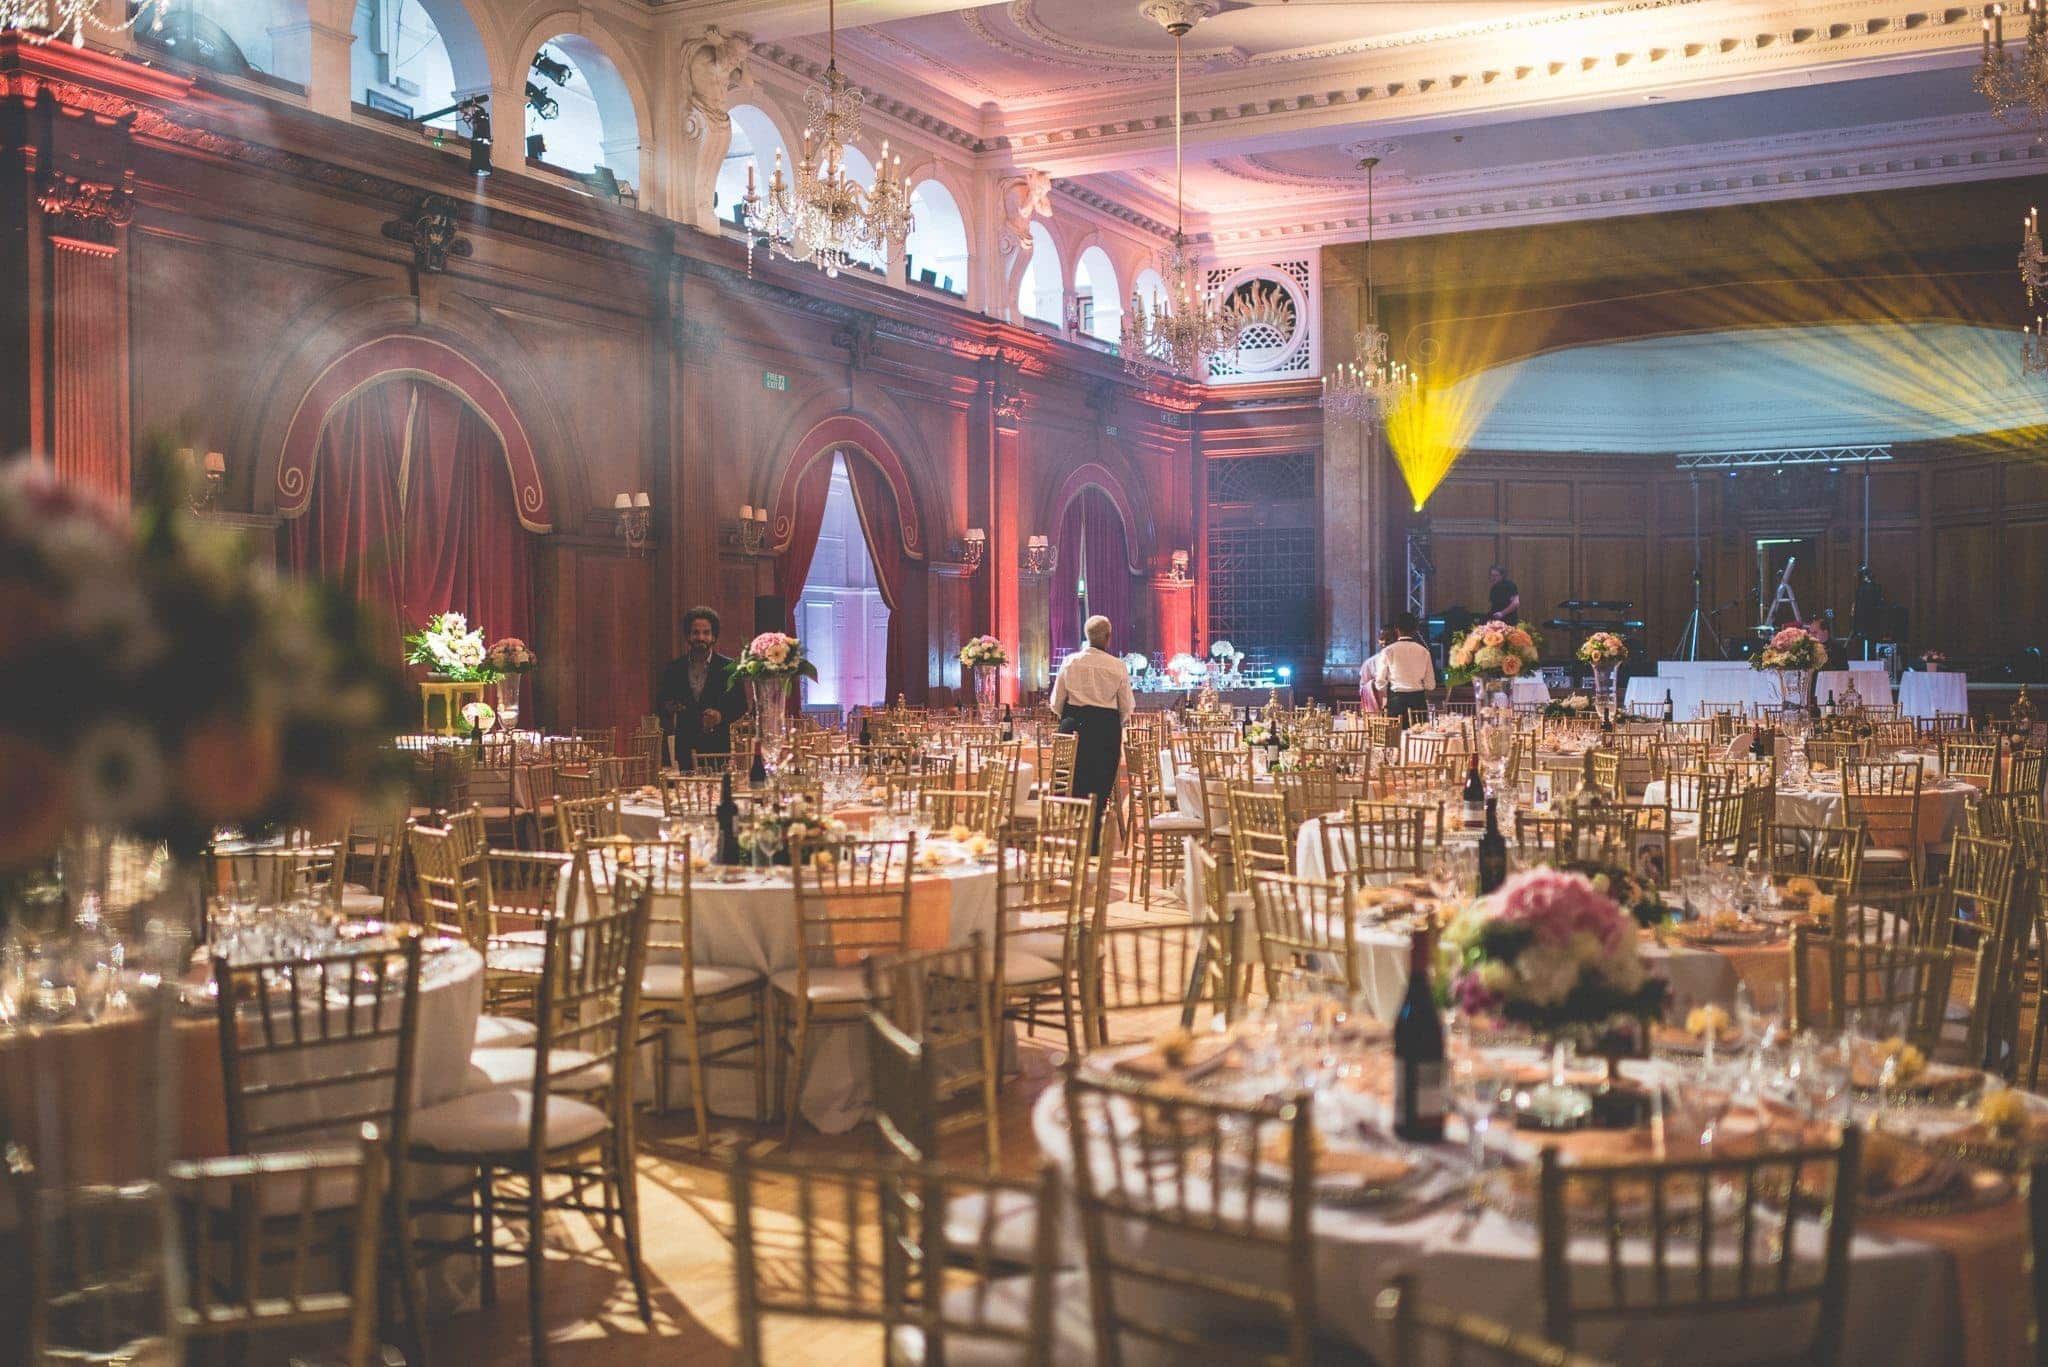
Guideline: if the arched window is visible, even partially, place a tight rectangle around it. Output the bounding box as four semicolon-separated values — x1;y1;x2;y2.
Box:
903;179;968;295
1074;245;1121;344
1016;221;1063;326
525;37;640;193
1133;267;1167;316
136;0;299;79
350;0;488;126
715;104;788;228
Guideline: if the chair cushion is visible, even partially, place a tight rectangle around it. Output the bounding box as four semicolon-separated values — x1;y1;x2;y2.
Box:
642;962;761;1002
1147;813;1206;835
338;884;386;918
411;1088;609;1154
769;966;875;1002
472;1014;538;1050
999;951;1062;985
886;1271;1093;1367
462;1046;610;1094
944;1188;1073;1269
487;943;546;976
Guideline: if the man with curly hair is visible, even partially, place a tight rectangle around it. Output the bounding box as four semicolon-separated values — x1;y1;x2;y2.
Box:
657;606;747;769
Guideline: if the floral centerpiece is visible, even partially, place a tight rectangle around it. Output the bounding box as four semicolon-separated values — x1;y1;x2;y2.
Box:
1577;632;1628;668
728;633;818;780
0;450;411;914
1919;649;1948;672
1165;652;1208;687
1446;621;1543;706
1752;623;1829;714
959;635;1008;718
1209;638;1244;685
1542;694;1595;721
1442;867;1669;1032
406;611;497;683
744;797;847;866
1123;652;1150;679
728;631;819;682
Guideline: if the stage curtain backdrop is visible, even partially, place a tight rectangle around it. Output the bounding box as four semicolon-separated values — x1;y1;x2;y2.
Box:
285;377;536;665
1050;486;1134;661
775;448;930;704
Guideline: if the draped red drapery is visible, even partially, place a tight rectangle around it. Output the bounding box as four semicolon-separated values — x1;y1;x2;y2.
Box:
1050;486;1134;661
773;448;929;703
285;377;536;664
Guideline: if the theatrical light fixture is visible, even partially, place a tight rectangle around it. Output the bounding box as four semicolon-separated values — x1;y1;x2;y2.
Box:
0;0;169;48
525;81;560;121
741;0;914;278
1119;3;1241;378
1320;156;1416;423
421;95;493;176
532;49;572;87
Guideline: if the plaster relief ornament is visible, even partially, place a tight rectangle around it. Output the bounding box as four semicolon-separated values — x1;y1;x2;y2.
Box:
998;168;1054;258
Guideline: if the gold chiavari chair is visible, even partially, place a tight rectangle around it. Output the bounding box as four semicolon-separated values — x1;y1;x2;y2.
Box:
1044;732;1079;799
1660;767;1729;816
1762;822;1865;892
1063;1071;1326;1367
211;936;429;1365
1802;736;1866;773
1844;759;1926;889
546;737;603;767
993;830;1089;1072
1696;787;1751;864
339;809;406;918
1535;761;1586;808
469;848;577;1025
1186;842;1246;1021
2008;746;2044;800
1588;749;1622;802
1947;834;2019;945
206;843;346;921
1934;711;1973;734
1790;913;1973;1052
865;933;1000;1168
1330;799;1427;880
892;1161;1068;1367
1536;1130;1861;1366
1081;891;1227;1046
613;837;766;1149
1705;757;1775;793
689;750;739;777
776;836;915;1143
1249;871;1359;1001
169;1131;386;1367
1871;718;1918;750
1127;734;1202;909
550;765;601;803
1194;746;1253;849
1273;768;1349;838
1226;786;1295;892
595;753;658;793
405;819;483;942
409;871;654;1350
554;792;622;851
1650;740;1708;782
725;1149;902;1363
659;771;724;819
1380;760;1449;804
1378;1273;1611;1367
1941;736;2002;791
2018;816;2048;871
410;746;474;816
917;784;999;837
1034;793;1095;848
1513;812;1575;863
1402;731;1449;766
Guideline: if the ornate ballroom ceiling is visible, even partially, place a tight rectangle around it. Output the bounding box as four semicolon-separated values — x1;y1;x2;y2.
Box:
698;0;2001;254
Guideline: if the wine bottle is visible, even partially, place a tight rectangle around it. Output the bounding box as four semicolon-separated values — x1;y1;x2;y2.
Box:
1461;755;1486;829
1001;703;1014;742
1393;929;1447;1143
1663;688;1674;722
1477;797;1507;894
748;743;767;789
858;714;872;756
715;771;742;864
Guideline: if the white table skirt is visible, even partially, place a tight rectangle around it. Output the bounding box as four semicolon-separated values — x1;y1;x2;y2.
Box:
1293;812;1699;894
1029;1075;1968;1367
1815;665;1893;708
1642;776;1974;852
1899;670;1968;720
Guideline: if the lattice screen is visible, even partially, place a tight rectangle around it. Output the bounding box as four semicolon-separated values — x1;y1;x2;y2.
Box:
1203;257;1315;384
1207;527;1317;674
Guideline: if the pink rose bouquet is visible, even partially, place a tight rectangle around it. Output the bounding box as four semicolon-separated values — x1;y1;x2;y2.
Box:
1440;868;1668;1032
958;635;1009;668
730;631;818;682
1751;624;1828;672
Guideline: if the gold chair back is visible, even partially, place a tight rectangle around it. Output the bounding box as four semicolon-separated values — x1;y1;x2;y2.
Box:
1227;786;1294;891
864;933;999;1168
1249;871;1358;1001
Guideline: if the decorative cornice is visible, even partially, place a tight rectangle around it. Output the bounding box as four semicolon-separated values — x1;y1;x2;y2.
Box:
1051;177;1174;241
748;40;991;153
35;162;135;250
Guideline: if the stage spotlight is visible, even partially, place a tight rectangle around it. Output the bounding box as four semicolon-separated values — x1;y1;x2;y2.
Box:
1277;666;1292;683
532;49;572;87
525;81;560;121
419;95;492;176
526;133;546;160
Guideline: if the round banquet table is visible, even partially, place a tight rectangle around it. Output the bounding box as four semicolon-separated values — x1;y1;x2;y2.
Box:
1899;670;1969;721
1293;810;1701;897
587;844;1002;1134
1031;1047;2027;1367
1642;774;1976;853
618;759;1041;840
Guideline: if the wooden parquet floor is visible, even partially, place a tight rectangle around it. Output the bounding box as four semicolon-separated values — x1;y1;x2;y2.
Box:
423;872;1189;1366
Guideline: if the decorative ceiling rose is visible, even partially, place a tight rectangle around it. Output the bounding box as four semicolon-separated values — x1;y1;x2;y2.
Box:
741;0;914;278
1119;2;1241;379
2;0;169;47
1320;155;1416;423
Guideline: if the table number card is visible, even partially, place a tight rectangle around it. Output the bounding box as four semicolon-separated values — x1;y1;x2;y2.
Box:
1531;771;1553;813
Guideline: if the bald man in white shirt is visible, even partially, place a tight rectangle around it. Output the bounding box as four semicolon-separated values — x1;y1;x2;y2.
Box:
1050;614;1134;851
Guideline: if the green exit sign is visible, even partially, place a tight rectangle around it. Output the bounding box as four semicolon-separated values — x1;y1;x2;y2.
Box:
762;371;788;391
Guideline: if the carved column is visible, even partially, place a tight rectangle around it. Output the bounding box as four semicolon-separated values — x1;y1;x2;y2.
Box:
991;365;1031;701
1320;250;1375;689
7;80;140;504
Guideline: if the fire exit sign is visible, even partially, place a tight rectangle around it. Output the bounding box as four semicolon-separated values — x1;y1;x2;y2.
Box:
762;371;788;391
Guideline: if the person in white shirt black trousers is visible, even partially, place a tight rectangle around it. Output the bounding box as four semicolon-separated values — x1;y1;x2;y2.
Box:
1372;613;1437;724
1049;615;1135;852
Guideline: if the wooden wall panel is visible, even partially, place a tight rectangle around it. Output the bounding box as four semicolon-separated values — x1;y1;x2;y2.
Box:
1430;533;1498;611
1426;479;1495;521
1578;536;1646;612
1504;535;1573;611
1930;524;1999;653
1504;481;1572;523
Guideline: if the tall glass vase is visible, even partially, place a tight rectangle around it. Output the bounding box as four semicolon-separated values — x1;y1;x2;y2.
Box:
495;671;523;731
750;674;796;781
1592;663;1618;722
1477;679;1513;715
973;664;1000;722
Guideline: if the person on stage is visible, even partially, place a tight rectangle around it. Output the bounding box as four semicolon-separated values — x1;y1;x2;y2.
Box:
1373;614;1436;724
1486;564;1521;625
1049;614;1134;851
1850;565;1886;661
656;606;748;769
1359;624;1399;714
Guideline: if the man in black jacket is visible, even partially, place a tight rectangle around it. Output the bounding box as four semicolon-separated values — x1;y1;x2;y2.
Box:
656;606;748;768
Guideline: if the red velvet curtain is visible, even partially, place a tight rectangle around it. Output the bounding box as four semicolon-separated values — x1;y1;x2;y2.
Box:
775;449;931;703
1049;487;1133;660
285;377;535;664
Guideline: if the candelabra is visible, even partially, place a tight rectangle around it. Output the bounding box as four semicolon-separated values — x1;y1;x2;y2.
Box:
1977;1;2048;127
613;491;651;556
736;504;769;556
1;0;170;47
1022;535;1056;576
950;528;986;570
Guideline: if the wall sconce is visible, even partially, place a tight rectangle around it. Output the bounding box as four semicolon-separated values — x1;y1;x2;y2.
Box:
182;447;225;513
950;527;986;570
1167;548;1190;583
1022;534;1057;576
736;503;769;556
614;490;651;556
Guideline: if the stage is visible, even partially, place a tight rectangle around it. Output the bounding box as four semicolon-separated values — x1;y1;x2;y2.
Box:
1624;661;1893;719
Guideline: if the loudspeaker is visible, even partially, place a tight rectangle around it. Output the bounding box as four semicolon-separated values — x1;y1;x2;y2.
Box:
755;594;786;633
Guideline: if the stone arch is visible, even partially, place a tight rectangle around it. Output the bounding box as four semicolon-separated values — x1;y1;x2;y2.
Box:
509;13;654;186
767;414;927;560
1044;461;1147;575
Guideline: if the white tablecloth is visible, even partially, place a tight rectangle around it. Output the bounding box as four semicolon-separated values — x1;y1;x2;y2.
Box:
1293;811;1699;903
1642;775;1975;853
1815;665;1893;708
1899;670;1968;721
1029;1064;1975;1367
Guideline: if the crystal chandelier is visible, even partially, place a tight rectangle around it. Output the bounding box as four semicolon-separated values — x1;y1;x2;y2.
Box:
741;0;913;278
2019;206;2048;374
1321;156;1416;422
1119;6;1240;378
1;0;169;47
1976;2;2048;127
